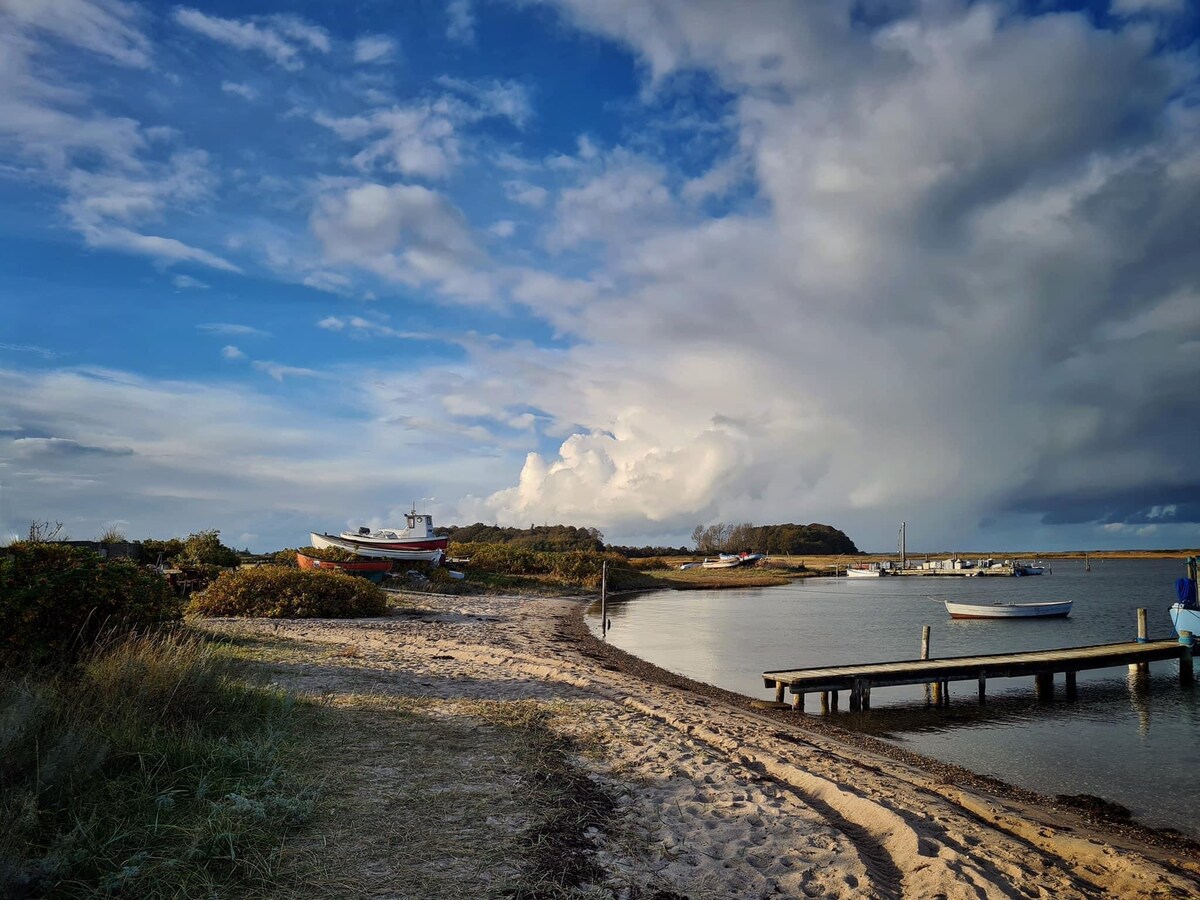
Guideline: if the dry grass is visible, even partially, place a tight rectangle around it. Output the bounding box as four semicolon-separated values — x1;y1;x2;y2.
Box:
270;695;616;900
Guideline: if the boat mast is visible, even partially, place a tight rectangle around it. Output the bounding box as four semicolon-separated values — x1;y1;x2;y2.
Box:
898;521;906;570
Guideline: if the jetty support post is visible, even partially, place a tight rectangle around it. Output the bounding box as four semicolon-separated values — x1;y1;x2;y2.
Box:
792;690;805;712
830;690;839;711
977;670;986;705
1180;631;1194;687
1035;672;1053;701
1131;608;1149;675
774;681;785;704
1065;670;1077;701
600;560;608;638
921;625;932;705
820;691;829;714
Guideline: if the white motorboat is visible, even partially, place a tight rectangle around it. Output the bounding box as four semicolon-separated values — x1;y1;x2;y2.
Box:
310;531;445;563
702;555;743;569
846;565;887;578
311;506;449;560
945;600;1073;619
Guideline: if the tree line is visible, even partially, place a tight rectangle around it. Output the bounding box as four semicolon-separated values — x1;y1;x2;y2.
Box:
691;522;859;555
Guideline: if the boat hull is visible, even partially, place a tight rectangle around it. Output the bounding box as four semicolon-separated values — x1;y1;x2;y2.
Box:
945;600;1073;619
846;568;883;577
297;552;392;581
310;532;445;563
1169;603;1200;636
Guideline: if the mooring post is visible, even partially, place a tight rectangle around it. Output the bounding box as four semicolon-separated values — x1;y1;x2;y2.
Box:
921;625;932;705
1131;608;1149;675
1180;631;1194;687
600;559;609;638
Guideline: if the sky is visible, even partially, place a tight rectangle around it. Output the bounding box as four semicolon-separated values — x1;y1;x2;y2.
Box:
1;0;1198;554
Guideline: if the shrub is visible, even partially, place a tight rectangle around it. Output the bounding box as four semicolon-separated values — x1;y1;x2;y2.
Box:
0;542;181;667
294;545;360;563
178;530;241;568
448;543;641;589
188;567;388;618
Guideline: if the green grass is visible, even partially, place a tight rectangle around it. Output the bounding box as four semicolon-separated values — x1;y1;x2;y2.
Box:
0;631;314;898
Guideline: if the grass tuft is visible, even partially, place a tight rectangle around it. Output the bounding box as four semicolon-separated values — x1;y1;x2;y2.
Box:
0;631;313;898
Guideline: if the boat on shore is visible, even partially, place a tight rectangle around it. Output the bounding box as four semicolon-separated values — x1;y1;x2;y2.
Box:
296;552;393;581
701;552;764;569
311;506;449;562
945;600;1073;619
310;532;446;562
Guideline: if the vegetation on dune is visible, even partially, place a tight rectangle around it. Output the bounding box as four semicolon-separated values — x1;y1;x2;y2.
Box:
0;542;180;667
438;522;605;552
292;545;361;563
188;567;388;618
0;632;312;898
449;542;655;591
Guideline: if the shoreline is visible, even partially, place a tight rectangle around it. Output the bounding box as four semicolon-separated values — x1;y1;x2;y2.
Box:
209;592;1200;897
568;595;1200;852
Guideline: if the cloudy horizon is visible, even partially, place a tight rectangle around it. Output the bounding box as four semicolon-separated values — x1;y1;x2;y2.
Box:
1;0;1198;553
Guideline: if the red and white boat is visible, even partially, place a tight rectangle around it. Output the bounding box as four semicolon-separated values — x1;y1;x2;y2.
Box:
310;508;449;562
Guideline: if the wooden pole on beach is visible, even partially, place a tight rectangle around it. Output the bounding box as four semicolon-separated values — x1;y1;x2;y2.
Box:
601;560;608;638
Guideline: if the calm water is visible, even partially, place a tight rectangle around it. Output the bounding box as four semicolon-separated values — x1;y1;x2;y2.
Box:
586;559;1200;836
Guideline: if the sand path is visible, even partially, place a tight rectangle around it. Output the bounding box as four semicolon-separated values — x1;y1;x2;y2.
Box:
213;593;1200;899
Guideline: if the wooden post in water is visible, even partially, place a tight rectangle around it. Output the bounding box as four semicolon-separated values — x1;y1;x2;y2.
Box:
774;682;786;703
600;560;608;638
1180;631;1194;687
1065;670;1077;700
1130;608;1149;675
921;625;934;706
977;671;986;705
1035;672;1053;701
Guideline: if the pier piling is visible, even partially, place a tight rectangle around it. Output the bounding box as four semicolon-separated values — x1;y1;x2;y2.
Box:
1180;631;1194;687
1131;608;1149;675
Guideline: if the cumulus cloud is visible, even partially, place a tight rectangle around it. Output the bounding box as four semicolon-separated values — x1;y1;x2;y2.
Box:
310;182;488;300
454;1;1200;548
221;345;245;360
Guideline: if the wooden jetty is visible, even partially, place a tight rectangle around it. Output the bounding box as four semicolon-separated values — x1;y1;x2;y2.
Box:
764;635;1194;713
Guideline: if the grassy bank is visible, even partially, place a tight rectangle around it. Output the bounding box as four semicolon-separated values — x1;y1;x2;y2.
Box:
0;632;313;898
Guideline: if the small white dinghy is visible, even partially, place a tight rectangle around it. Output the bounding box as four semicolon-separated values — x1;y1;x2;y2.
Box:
945;600;1073;619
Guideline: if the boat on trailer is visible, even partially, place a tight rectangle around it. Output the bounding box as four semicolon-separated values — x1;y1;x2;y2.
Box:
310;506;449;562
945;600;1073;619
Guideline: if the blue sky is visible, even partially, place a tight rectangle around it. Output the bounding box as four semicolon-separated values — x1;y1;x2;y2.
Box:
1;0;1199;553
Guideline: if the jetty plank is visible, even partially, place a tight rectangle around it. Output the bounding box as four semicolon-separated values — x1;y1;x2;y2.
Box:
764;640;1188;703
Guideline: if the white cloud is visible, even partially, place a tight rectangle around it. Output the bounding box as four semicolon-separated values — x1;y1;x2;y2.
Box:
1111;0;1185;14
354;34;397;64
221;344;245;360
172;8;329;71
251;360;323;382
197;323;270;337
446;0;475;44
0;0;151;68
172;274;208;289
489;219;516;237
454;1;1200;547
314;105;462;179
504;180;549;208
310;182;487;300
220;81;258;101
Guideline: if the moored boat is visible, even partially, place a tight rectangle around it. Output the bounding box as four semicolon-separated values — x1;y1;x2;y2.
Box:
847;565;887;577
1170;557;1199;636
945;600;1073;619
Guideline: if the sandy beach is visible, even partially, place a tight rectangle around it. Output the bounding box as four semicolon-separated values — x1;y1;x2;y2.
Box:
209;592;1200;898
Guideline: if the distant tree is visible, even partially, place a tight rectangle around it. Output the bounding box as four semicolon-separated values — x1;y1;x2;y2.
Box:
26;521;66;542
